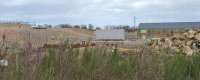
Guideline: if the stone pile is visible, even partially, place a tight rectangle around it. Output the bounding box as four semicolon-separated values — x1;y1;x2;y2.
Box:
146;29;200;56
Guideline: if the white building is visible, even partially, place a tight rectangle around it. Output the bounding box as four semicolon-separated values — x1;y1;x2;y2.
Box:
95;29;125;41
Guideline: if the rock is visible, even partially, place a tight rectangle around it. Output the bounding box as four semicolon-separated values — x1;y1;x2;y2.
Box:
171;47;180;53
161;38;172;48
146;29;200;55
192;40;200;49
188;29;196;34
195;33;200;40
186;40;193;46
147;29;200;56
183;46;193;56
184;29;196;39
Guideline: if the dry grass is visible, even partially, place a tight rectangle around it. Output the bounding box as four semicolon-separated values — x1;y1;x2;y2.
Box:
0;28;93;48
1;43;200;80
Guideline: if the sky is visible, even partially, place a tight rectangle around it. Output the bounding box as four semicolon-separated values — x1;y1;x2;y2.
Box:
0;0;200;27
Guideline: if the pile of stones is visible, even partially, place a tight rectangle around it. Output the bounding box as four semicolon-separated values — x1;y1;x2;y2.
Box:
146;29;200;56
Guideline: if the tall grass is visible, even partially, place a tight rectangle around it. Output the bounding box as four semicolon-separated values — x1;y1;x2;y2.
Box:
37;47;136;80
1;44;200;80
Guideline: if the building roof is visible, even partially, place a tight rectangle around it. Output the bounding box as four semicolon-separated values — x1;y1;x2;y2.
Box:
139;22;200;29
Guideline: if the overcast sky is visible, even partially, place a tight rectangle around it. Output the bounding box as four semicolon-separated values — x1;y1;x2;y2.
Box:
0;0;200;26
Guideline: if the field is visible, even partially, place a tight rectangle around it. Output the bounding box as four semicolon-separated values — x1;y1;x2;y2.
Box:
0;28;93;48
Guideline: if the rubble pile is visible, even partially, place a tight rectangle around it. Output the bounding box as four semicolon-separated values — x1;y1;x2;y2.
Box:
146;29;200;56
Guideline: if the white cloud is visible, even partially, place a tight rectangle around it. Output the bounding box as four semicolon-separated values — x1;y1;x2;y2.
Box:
131;0;162;9
0;0;26;6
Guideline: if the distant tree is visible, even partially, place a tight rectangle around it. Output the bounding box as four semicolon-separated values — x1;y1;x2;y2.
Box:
44;24;52;28
81;26;87;29
37;25;43;28
48;25;53;28
59;24;72;28
81;25;87;29
123;25;130;32
88;24;94;31
96;27;101;30
73;25;81;29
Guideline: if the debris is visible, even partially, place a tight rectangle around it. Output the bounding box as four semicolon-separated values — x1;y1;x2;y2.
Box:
147;29;200;56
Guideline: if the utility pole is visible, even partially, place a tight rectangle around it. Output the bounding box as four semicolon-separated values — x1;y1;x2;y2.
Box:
134;16;136;28
134;16;139;39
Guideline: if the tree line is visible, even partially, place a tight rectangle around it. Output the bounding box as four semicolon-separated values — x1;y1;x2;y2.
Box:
35;24;134;32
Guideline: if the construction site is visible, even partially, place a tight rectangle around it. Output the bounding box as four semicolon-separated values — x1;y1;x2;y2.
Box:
1;22;200;80
0;22;200;59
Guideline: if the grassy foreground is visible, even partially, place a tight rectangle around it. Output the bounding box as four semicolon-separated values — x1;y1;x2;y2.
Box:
1;45;200;80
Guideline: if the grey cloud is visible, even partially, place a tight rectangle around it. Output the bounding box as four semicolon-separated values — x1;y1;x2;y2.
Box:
0;0;200;26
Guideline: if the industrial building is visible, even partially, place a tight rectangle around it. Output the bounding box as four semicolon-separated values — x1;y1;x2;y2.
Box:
138;22;200;38
139;22;200;29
